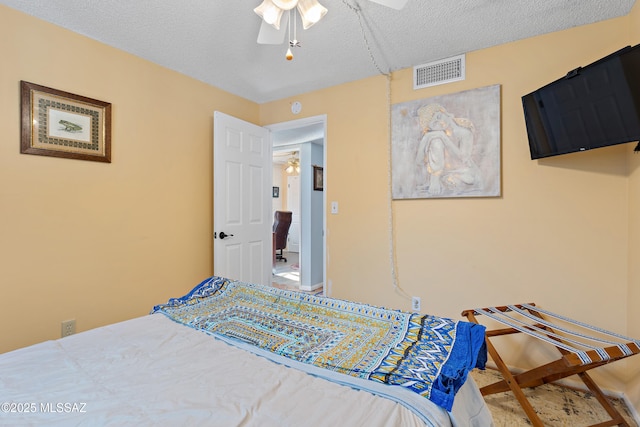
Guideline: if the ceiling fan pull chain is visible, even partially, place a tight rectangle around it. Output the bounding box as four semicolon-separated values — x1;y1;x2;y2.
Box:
293;6;298;43
286;10;293;60
286;8;302;60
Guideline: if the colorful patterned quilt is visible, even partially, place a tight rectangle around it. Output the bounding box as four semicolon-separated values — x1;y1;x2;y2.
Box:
152;277;486;413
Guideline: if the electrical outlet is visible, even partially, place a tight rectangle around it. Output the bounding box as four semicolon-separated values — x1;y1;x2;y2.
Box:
411;297;421;312
61;319;76;338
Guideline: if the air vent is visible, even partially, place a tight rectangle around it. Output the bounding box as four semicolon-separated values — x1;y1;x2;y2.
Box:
413;54;465;90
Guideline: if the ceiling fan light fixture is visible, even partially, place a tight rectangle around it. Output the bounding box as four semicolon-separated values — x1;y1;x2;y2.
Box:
297;0;327;29
285;156;300;173
254;0;284;29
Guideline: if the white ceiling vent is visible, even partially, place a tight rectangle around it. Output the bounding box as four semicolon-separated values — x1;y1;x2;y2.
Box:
413;54;465;90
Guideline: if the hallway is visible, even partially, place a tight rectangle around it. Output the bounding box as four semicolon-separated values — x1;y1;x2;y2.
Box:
272;251;323;296
272;251;300;290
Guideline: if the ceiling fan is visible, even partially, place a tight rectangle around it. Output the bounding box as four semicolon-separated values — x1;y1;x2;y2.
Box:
254;0;408;46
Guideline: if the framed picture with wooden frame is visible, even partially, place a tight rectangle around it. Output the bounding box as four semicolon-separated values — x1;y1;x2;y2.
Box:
313;165;323;191
20;81;112;163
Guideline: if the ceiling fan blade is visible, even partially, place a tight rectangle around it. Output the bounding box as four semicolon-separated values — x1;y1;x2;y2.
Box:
368;0;408;10
257;13;289;45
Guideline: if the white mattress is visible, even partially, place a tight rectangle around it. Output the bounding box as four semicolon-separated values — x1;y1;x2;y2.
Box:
0;314;493;426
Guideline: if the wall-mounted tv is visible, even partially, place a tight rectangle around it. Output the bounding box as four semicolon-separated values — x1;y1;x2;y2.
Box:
522;44;640;159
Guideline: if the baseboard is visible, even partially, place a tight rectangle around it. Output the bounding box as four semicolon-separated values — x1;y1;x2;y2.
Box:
299;282;323;292
483;362;640;425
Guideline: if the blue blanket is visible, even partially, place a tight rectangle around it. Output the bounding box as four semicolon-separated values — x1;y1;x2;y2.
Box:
152;277;486;413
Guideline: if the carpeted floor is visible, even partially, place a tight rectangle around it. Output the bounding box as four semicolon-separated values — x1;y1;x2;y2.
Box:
470;368;638;426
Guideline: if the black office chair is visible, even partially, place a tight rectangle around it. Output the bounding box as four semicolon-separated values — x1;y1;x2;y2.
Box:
273;211;292;262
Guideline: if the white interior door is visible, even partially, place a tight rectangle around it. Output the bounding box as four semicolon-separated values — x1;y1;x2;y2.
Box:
286;175;301;253
213;111;271;286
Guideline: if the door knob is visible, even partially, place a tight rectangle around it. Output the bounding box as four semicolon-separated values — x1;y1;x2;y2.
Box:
217;231;234;239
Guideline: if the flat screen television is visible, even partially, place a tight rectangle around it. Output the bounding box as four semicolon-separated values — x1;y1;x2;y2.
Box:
522;44;640;159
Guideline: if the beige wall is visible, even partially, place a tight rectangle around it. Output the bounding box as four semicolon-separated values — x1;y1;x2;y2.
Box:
627;0;640;414
261;14;639;408
0;5;258;352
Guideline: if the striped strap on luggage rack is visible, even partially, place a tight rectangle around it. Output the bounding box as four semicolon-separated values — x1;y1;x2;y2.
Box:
473;304;640;365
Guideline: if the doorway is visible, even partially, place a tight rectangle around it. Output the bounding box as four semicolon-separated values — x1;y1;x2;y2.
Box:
268;115;326;293
272;149;301;290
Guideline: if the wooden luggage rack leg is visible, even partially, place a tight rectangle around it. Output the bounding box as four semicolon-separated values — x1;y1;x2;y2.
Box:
462;304;639;427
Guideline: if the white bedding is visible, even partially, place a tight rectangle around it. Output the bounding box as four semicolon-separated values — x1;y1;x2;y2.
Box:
0;314;493;426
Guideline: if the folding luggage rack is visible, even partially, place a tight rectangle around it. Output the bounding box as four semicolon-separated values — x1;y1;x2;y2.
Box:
462;303;640;427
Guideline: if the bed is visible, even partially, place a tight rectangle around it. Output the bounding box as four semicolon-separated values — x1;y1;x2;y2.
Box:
0;277;493;426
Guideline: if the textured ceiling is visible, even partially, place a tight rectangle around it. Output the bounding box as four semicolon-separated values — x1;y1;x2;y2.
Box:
1;0;635;103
